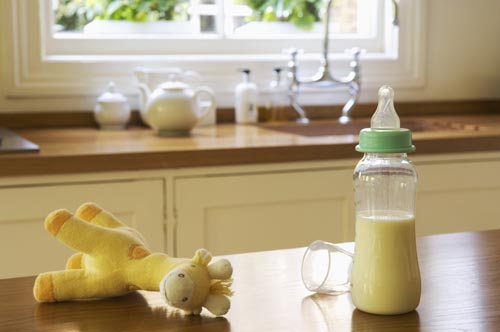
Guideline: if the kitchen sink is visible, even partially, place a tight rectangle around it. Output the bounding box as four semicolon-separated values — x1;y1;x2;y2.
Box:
258;118;482;137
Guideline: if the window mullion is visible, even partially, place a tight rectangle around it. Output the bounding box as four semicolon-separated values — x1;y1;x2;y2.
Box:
223;0;234;38
190;0;201;33
216;0;226;37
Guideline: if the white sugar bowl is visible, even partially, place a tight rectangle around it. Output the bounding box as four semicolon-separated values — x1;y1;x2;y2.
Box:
94;82;131;130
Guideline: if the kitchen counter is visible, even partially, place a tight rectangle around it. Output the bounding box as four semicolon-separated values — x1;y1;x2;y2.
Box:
1;229;499;332
1;114;500;176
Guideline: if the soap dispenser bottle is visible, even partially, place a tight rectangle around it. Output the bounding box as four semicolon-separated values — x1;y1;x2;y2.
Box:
234;69;258;124
350;85;421;315
267;67;288;121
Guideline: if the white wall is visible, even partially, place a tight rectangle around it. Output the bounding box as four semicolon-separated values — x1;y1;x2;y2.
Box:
0;0;499;113
396;0;500;102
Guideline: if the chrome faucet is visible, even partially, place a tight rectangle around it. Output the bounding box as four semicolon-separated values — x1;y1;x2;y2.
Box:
285;0;362;124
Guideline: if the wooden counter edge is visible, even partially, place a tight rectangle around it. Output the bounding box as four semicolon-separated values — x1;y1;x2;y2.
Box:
1;135;500;177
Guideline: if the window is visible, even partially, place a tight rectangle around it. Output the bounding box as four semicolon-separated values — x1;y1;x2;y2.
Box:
53;0;368;35
1;0;425;109
47;0;383;56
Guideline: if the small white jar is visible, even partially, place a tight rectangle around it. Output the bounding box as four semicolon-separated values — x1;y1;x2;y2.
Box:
94;82;131;130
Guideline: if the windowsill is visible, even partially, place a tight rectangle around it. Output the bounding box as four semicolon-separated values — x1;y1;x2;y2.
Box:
43;51;395;63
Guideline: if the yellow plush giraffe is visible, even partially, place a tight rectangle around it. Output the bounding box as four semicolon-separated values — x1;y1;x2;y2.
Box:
33;202;233;316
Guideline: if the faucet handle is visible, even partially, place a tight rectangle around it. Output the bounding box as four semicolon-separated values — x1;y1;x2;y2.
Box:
344;47;364;60
283;48;304;60
345;48;365;73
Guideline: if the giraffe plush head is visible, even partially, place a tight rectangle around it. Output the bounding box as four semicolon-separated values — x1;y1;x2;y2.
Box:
33;203;233;316
159;249;233;315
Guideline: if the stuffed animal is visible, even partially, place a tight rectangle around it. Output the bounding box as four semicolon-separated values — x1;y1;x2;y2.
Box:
33;202;233;316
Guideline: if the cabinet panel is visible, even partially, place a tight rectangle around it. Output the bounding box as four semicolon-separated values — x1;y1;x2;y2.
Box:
417;160;500;236
175;169;354;256
0;180;164;278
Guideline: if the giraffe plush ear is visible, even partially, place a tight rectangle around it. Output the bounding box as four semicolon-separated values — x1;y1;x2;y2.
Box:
203;294;230;316
192;249;212;267
207;259;233;280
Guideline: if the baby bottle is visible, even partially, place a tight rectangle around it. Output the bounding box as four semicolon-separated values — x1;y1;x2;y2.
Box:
350;85;421;315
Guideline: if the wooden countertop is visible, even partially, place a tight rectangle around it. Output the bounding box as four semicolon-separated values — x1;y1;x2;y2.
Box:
1;114;500;176
1;229;499;332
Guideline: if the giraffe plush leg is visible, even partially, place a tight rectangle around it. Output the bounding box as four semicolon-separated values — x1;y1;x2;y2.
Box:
45;209;123;256
76;202;148;245
33;272;56;302
66;253;84;269
76;202;125;228
34;270;127;302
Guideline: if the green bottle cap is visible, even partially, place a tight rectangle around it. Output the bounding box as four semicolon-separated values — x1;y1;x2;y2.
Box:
356;128;415;153
356;85;416;153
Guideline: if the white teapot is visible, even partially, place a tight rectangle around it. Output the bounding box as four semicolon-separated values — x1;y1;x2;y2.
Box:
138;81;216;136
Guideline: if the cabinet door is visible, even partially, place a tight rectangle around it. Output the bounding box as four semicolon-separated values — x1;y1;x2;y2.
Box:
0;179;164;278
417;160;500;236
175;169;354;256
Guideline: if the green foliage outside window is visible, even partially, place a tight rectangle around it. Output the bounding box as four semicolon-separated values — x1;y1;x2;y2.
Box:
54;0;326;32
238;0;326;30
54;0;190;31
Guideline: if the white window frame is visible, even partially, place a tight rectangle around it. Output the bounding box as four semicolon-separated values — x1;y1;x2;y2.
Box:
0;0;426;110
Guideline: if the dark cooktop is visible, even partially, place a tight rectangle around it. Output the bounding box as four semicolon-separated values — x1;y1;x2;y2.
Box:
0;127;39;154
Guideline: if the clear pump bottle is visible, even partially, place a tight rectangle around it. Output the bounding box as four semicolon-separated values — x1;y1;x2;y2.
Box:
267;68;288;121
350;86;421;315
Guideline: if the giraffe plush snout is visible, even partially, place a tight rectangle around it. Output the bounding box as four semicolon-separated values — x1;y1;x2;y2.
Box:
160;269;195;308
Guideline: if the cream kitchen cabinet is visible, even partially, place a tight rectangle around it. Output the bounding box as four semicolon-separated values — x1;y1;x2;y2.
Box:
174;167;355;257
0;179;164;278
173;153;500;256
416;158;500;236
1;152;499;278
